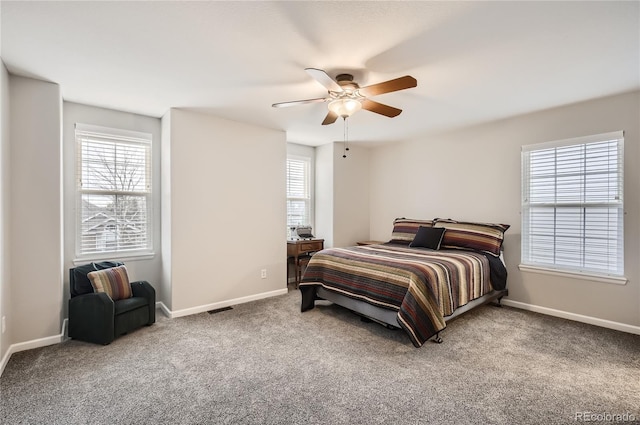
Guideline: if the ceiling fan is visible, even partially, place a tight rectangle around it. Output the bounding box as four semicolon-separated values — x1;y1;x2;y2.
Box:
272;68;417;125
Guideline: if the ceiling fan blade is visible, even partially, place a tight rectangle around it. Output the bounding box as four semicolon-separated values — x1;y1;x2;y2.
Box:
272;98;327;108
321;110;339;125
361;99;402;118
358;75;417;97
305;68;343;93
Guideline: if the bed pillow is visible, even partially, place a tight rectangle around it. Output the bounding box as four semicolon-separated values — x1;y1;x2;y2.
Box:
87;265;132;301
434;219;510;256
390;218;435;243
409;226;446;250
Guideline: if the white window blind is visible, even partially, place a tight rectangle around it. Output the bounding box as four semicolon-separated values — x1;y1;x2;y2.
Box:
521;131;624;277
75;123;153;258
286;156;311;228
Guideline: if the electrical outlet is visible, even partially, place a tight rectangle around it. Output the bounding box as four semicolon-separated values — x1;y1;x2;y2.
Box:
261;269;267;279
1;316;5;334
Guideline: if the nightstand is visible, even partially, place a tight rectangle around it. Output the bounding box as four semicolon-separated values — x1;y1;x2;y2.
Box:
287;239;324;287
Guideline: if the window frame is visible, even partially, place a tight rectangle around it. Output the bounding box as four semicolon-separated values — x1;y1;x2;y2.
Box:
520;130;625;284
74;123;154;261
286;154;313;236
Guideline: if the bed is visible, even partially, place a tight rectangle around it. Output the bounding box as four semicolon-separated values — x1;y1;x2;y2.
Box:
299;218;509;347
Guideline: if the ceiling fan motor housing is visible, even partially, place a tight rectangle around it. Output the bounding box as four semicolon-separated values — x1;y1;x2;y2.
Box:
335;73;354;82
335;74;359;93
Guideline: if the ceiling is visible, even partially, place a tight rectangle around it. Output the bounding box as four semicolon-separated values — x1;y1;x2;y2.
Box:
1;1;638;146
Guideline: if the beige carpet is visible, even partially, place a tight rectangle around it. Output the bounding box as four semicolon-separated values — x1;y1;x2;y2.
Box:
1;290;639;424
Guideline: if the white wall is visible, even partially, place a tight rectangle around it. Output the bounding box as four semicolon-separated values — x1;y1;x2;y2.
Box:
162;109;287;313
62;102;162;304
369;90;640;327
0;61;11;364
315;142;371;248
315;143;334;248
8;76;63;343
160;113;172;309
333;144;370;247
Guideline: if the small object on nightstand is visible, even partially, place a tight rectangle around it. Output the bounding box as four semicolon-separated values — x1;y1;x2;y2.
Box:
295;226;314;239
356;240;384;246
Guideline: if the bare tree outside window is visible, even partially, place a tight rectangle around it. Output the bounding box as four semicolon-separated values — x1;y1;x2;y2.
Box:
76;124;152;258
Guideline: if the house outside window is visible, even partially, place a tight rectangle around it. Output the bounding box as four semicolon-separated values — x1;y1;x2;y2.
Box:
75;123;153;259
286;155;312;237
521;131;624;278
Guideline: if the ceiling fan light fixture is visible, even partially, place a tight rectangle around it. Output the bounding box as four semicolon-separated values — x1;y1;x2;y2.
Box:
328;98;362;118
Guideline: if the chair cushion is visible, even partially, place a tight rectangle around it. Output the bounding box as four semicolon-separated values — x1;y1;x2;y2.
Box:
114;296;149;315
71;261;123;297
88;266;132;301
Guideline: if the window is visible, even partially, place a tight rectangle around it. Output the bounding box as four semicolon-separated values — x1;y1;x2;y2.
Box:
75;123;152;259
521;131;624;277
286;155;311;233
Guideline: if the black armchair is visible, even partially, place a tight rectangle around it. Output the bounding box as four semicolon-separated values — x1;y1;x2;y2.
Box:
68;261;155;345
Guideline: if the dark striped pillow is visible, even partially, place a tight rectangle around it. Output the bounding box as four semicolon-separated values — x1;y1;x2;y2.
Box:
390;218;434;243
434;219;509;256
88;265;132;301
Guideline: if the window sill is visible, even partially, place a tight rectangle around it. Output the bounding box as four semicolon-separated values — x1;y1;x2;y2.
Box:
73;252;155;266
518;264;627;285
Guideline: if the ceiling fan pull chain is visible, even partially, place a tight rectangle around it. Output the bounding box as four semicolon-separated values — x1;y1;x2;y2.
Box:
342;117;351;158
346;118;350;152
342;117;347;158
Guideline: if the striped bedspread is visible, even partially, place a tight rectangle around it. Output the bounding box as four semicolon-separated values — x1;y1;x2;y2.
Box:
299;244;493;347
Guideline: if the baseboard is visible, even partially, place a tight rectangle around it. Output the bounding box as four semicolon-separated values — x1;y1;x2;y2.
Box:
502;299;640;335
157;288;289;319
156;301;172;318
0;318;68;378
